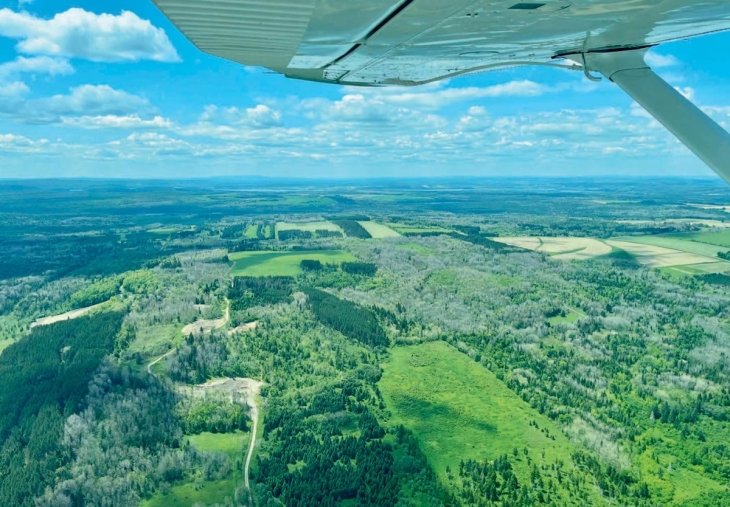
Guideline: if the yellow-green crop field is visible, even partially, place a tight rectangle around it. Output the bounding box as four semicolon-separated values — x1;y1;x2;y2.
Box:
229;250;357;276
357;221;400;238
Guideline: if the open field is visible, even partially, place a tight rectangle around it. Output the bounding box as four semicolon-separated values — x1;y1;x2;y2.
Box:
229;250;356;276
148;226;195;235
674;229;730;248
186;431;247;459
687;203;730;213
618;219;730;228
380;341;577;486
141;477;238;507
493;237;611;260
387;224;452;234
548;309;583;325
147;227;177;234
127;323;179;360
605;240;719;268
357;221;400;238
30;302;108;329
614;235;730;257
244;225;258;238
276;221;342;236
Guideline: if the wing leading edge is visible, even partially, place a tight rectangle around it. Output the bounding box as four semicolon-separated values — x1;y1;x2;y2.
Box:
153;0;730;179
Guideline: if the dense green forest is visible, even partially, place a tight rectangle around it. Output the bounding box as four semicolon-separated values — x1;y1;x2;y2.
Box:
4;179;730;506
334;220;372;239
0;312;123;506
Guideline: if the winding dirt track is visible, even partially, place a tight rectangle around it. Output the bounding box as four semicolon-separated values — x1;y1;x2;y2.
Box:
244;396;259;494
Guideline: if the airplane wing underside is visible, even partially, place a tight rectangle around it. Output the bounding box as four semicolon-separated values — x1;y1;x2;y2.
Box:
153;0;730;85
152;0;730;182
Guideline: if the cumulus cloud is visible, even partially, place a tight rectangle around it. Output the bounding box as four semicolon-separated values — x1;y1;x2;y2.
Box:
0;84;153;124
200;104;282;128
0;81;29;96
62;114;172;129
645;52;680;68
0;8;179;62
0;56;74;79
34;84;151;118
358;80;546;108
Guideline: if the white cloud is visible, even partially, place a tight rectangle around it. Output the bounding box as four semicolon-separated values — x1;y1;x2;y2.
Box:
0;56;74;79
675;86;695;101
0;132;48;153
200;104;282;128
645;52;680;68
358;80;546;108
35;84;151;118
0;84;153;124
0;8;179;62
62;114;172;129
246;105;281;128
0;80;28;96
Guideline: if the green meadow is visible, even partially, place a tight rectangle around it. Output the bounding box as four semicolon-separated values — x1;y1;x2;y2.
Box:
141;478;238;507
548;310;582;325
379;341;578;486
357;221;400;238
186;431;247;458
388;224;453;234
244;225;259;238
228;250;357;276
673;229;730;248
614;235;730;257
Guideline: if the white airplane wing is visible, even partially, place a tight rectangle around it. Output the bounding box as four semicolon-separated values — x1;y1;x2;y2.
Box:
153;0;730;181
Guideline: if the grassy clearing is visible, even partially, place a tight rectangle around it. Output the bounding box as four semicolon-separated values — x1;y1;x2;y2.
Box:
357;221;400;238
229;250;357;276
379;341;577;487
244;225;258;239
0;338;14;355
147;227;178;235
127;323;180;359
548;310;582;325
388;224;452;234
674;229;730;248
614;235;730;257
276;221;342;235
186;431;246;459
396;243;435;255
141;478;237;507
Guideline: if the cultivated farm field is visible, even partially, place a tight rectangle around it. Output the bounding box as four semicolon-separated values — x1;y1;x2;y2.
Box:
675;229;730;248
357;221;400;238
228;250;356;276
493;236;611;260
388;224;453;234
605;240;718;268
276;221;342;235
615;235;730;257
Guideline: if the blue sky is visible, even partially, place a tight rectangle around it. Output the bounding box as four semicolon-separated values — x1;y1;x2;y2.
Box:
0;0;729;179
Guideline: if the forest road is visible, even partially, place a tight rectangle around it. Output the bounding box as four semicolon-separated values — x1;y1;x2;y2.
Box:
216;298;230;330
146;348;175;376
245;393;259;502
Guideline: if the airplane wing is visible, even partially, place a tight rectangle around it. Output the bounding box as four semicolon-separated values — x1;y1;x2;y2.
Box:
152;0;730;181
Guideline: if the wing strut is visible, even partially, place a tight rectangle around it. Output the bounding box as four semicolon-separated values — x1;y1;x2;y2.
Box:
572;48;730;183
